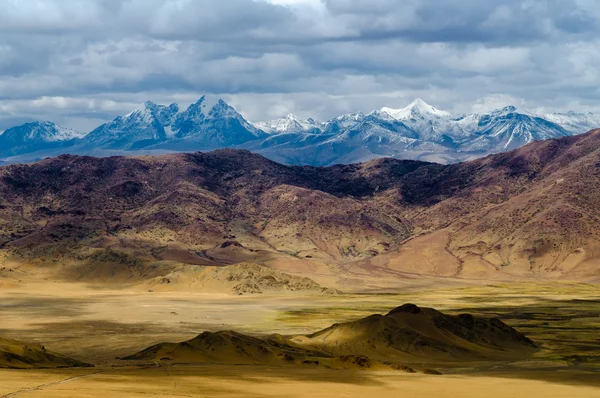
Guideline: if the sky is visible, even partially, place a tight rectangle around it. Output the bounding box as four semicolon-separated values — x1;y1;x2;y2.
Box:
1;0;600;132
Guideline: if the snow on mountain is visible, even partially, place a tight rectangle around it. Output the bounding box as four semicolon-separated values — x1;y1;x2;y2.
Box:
321;112;366;134
380;98;452;120
0;97;598;166
81;101;179;150
80;96;266;151
0;121;85;157
376;99;472;146
458;106;571;152
544;111;600;135
169;96;267;148
2;121;84;142
253;113;444;166
323;114;417;145
254;114;320;134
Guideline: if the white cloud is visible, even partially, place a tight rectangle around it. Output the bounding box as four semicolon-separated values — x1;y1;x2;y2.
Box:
1;0;600;131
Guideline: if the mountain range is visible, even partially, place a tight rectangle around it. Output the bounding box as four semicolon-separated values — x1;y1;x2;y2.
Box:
2;129;600;285
1;96;599;166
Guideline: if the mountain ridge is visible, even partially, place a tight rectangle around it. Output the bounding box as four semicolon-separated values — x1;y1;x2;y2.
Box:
1;97;598;167
2;130;600;286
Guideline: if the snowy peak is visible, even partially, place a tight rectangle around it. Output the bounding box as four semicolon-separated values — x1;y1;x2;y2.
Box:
460;106;570;152
82;100;180;147
173;96;265;141
32;121;85;142
0;121;84;143
76;95;268;151
407;98;451;116
485;105;534;118
0;121;84;157
181;95;222;118
255;113;320;134
174;96;248;129
124;101;179;126
381;98;452;120
545;111;600;134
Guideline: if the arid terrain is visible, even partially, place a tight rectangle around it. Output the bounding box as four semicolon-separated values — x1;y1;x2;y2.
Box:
1;132;600;396
1;130;600;288
0;268;599;397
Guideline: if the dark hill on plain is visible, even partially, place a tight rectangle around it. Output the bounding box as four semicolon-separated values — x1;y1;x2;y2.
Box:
123;304;536;369
0;337;91;369
291;304;537;364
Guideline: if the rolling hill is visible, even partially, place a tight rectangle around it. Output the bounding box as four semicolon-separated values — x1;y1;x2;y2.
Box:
1;130;600;286
123;304;536;368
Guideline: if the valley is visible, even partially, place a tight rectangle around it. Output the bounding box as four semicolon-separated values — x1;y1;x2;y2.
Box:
1;132;600;397
4;1;600;396
0;273;598;397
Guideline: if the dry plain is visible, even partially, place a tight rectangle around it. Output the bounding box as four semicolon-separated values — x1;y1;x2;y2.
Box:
1;273;599;398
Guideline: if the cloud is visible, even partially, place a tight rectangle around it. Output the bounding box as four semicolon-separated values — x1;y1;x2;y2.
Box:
0;0;599;131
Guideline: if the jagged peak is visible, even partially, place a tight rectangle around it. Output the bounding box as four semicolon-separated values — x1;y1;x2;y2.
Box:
335;112;364;121
254;113;320;134
121;101;180;127
282;113;318;125
188;95;226;112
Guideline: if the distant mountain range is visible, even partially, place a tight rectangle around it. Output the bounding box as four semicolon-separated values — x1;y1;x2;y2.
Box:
1;96;599;165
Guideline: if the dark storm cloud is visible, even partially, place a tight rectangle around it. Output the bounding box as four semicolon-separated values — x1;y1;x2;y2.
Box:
0;0;599;132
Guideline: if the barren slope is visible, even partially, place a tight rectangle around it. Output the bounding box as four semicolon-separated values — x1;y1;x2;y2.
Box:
123;304;536;369
291;304;537;364
1;130;600;284
353;129;600;280
0;338;91;369
143;262;340;294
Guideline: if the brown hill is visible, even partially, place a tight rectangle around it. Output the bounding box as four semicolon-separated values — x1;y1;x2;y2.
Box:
143;262;340;294
0;337;92;369
123;304;535;369
354;129;600;280
1;130;600;284
120;330;407;371
290;304;537;364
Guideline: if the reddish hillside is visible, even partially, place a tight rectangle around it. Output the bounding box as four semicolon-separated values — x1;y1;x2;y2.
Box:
1;130;600;284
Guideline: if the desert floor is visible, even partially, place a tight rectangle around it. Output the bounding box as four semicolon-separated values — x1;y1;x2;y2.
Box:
1;278;599;397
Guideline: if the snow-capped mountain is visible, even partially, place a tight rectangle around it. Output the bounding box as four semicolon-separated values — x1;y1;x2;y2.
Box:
250;100;588;165
0;97;598;166
380;98;452;120
457;106;571;152
168;96;267;148
322;113;418;146
80;96;266;152
322;112;366;134
254;114;320;134
0;121;84;157
544;111;600;135
81;101;180;150
375;99;468;145
302;113;448;166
